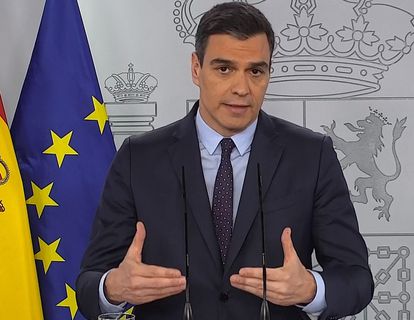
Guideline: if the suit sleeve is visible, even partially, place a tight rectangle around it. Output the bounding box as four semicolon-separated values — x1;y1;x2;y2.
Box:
76;137;137;319
312;136;374;320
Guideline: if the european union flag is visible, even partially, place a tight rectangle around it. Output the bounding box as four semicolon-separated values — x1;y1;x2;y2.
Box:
11;0;116;319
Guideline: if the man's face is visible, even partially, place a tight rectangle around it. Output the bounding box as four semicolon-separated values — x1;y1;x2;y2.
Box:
191;33;271;137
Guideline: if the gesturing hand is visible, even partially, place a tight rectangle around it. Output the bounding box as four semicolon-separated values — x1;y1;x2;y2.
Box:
104;222;186;305
230;227;316;306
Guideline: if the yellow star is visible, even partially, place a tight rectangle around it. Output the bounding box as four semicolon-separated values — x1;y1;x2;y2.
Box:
84;96;109;134
43;130;78;168
26;181;59;218
34;237;65;274
57;283;78;319
125;306;135;315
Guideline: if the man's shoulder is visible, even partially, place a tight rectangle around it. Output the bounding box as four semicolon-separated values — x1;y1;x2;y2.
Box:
261;111;325;143
127;116;187;147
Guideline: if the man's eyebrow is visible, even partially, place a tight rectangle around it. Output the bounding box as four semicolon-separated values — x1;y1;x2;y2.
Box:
210;58;235;66
209;58;269;70
249;61;269;69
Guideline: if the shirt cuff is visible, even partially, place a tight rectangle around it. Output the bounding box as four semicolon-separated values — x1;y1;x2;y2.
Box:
299;270;327;316
99;270;127;313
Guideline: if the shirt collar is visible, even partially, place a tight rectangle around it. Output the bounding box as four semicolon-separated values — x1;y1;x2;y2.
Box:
195;108;257;156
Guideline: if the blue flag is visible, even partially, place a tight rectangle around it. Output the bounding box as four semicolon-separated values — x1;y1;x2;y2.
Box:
11;0;116;319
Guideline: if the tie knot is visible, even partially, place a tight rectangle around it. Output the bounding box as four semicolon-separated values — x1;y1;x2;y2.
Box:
220;138;235;157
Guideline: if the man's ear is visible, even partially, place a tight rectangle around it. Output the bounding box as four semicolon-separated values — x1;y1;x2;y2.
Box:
191;52;201;86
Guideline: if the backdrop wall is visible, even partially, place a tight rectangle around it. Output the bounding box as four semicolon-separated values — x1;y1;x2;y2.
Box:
1;1;413;318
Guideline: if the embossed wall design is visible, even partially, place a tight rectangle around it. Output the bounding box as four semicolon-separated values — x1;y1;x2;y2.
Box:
1;1;412;318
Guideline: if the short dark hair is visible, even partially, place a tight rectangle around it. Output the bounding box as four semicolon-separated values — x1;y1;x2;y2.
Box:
195;2;275;66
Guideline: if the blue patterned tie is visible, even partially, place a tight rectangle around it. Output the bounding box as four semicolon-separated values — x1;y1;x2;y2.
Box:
212;138;235;264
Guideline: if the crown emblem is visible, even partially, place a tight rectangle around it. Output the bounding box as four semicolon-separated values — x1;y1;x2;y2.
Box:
105;63;158;103
368;107;391;125
270;0;414;98
173;0;414;98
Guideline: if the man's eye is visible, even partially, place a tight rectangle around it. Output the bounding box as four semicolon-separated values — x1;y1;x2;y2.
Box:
218;66;230;73
251;68;264;76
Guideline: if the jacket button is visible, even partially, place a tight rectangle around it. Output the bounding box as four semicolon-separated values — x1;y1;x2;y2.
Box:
219;292;229;302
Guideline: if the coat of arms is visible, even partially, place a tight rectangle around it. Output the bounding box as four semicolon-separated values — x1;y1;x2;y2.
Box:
322;108;407;221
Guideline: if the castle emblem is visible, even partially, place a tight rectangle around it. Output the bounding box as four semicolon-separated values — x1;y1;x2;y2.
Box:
322;108;407;221
173;0;414;98
104;63;159;149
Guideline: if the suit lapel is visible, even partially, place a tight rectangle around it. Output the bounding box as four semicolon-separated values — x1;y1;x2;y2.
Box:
224;111;285;274
168;103;222;269
167;106;286;273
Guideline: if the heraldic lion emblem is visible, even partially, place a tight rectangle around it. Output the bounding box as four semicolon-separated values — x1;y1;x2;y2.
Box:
322;108;407;221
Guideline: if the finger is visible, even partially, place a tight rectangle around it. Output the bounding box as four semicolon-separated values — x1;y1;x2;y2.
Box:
230;274;263;289
132;287;186;305
237;267;263;279
281;227;298;265
231;275;293;306
135;283;186;297
135;221;146;258
236;267;284;282
231;279;263;298
138;264;183;278
132;275;186;290
125;221;146;262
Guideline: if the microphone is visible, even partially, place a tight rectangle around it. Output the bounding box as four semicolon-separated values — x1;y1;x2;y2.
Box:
257;163;270;320
181;167;193;320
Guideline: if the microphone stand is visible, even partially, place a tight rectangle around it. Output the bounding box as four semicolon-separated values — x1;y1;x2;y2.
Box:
181;167;193;320
257;164;270;320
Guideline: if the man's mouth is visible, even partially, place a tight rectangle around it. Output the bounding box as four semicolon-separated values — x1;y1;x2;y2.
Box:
224;103;250;108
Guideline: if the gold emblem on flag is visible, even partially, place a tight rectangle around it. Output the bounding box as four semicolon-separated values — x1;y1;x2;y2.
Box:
0;156;10;186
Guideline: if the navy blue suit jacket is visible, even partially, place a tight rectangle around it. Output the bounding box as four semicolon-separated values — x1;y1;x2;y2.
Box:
77;102;373;320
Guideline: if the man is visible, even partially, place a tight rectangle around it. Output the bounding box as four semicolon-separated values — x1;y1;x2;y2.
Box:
76;3;373;319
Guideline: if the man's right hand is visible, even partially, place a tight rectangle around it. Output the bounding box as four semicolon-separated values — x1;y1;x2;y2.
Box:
104;221;186;305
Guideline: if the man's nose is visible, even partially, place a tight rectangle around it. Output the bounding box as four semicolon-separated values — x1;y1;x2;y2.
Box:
231;72;249;96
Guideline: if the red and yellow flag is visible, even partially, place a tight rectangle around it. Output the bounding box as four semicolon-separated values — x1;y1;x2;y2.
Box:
0;95;43;318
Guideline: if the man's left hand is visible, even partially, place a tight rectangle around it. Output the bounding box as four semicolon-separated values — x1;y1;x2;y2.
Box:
230;227;316;306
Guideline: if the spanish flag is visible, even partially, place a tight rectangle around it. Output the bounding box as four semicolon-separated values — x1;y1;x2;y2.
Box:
0;94;43;318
